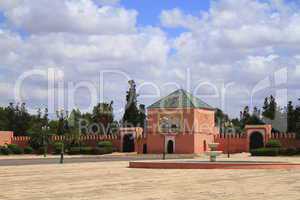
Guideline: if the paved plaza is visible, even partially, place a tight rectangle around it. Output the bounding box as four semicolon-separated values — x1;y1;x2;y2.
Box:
0;154;300;200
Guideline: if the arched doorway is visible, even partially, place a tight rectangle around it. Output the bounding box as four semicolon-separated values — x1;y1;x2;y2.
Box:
123;134;135;152
167;140;174;154
250;132;264;150
203;140;207;152
143;144;147;154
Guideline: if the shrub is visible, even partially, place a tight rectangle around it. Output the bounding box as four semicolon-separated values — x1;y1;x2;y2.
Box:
91;148;105;155
265;140;281;148
104;146;113;154
92;147;113;155
24;146;34;154
53;142;64;155
7;144;23;154
0;147;12;155
280;148;297;156
97;141;113;154
36;147;46;155
68;147;81;155
250;148;279;156
80;147;93;155
97;141;113;148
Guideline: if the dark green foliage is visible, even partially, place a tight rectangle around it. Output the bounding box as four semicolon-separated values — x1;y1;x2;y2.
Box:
80;147;93;155
122;80;145;127
0;103;32;136
97;141;113;148
0;146;4;155
234;96;300;136
239;106;264;128
285;101;300;138
138;104;146;128
262;95;277;120
52;142;64;155
250;148;280;156
24;146;34;154
56;110;69;135
97;141;113;154
67;145;113;155
215;109;231;133
92;147;113;155
92;102;114;134
68;147;81;155
36;147;46;155
29;131;51;151
91;147;106;155
280;148;298;156
0;146;12;155
48;120;59;134
265;140;282;148
7;144;23;154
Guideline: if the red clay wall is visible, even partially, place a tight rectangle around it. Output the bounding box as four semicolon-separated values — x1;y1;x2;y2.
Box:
146;134;196;154
147;108;196;134
175;134;195;154
214;134;249;153
146;108;216;154
214;133;300;153
11;135;121;151
269;133;300;149
194;133;214;154
146;134;164;154
193;109;215;133
0;131;14;146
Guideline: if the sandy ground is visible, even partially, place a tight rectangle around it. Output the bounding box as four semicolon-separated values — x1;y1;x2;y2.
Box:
0;155;300;200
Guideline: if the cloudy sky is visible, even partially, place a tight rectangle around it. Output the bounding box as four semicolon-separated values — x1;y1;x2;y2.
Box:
0;0;300;119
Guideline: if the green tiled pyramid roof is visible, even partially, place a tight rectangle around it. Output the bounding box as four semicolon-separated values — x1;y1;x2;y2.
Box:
147;89;214;110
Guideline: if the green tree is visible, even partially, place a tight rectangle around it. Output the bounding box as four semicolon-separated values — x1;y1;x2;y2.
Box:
262;97;269;119
214;108;229;133
56;110;69;135
138;104;146;128
295;100;300;138
238;106;264;128
67;109;83;145
28;108;51;150
287;101;295;132
1;103;32;136
0;107;8;130
122;80;142;127
262;95;277;120
92;102;114;134
269;95;277;120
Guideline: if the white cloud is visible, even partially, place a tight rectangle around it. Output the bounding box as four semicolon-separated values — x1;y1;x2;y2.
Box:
160;8;201;30
0;0;300;118
0;1;170;117
93;0;120;6
0;0;137;35
160;0;300;115
295;65;300;78
242;54;279;75
0;83;12;96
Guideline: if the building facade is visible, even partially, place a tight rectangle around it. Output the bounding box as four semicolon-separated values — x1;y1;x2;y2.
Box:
144;89;217;154
120;89;299;154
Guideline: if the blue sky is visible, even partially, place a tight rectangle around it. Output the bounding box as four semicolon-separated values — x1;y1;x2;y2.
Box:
122;0;210;25
121;0;210;37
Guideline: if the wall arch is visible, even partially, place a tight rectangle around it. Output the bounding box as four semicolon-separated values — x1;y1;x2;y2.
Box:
249;132;264;150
